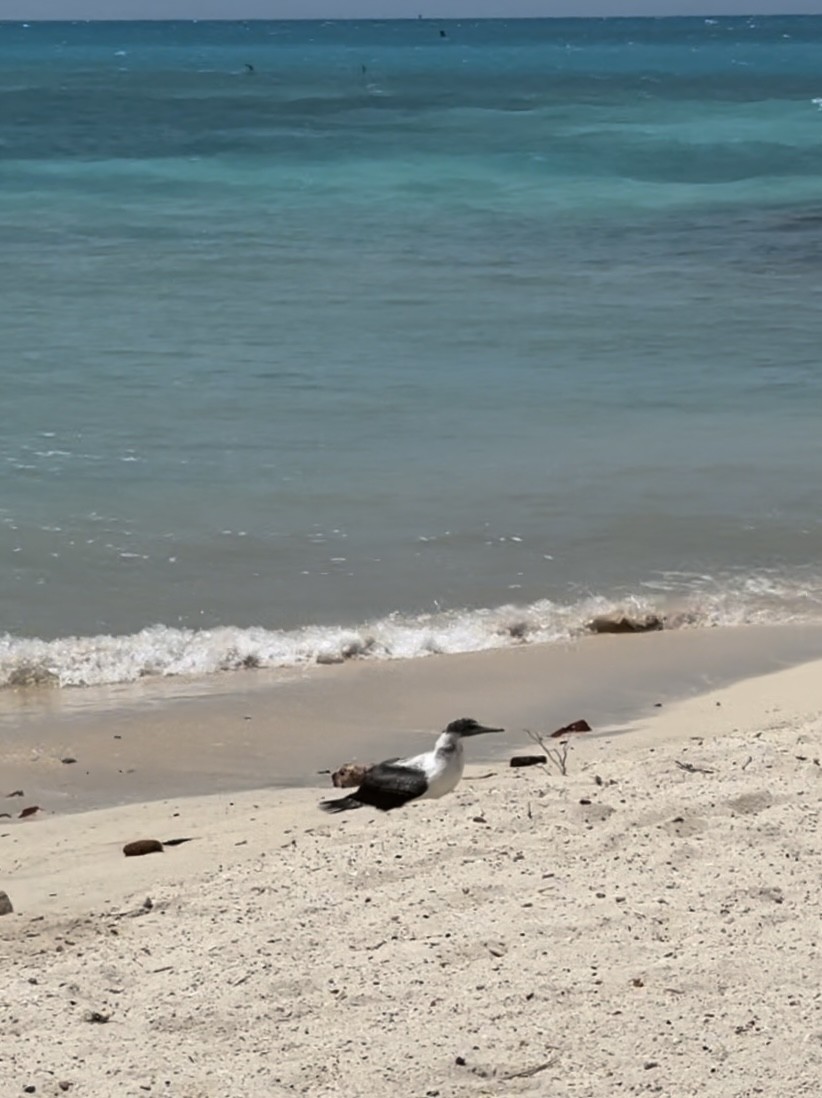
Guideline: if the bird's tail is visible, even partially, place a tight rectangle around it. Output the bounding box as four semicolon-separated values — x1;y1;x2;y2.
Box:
319;794;363;814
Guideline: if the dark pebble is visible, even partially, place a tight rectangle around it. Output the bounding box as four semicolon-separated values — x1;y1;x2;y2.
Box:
509;755;547;768
123;839;164;857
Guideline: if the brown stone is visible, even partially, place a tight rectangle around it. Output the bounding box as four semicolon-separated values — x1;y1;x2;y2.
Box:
0;890;13;916
123;839;164;857
551;719;592;738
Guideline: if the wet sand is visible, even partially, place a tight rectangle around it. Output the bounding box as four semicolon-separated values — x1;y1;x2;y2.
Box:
1;622;822;813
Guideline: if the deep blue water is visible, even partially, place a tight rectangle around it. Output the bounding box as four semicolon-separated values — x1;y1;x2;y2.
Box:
2;17;822;686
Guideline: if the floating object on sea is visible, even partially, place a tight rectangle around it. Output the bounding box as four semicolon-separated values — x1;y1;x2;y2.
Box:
320;717;503;813
587;613;664;635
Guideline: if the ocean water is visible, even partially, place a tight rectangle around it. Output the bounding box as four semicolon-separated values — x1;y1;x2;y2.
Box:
2;16;822;688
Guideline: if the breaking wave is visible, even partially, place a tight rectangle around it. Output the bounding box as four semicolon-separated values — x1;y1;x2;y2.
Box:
2;573;822;690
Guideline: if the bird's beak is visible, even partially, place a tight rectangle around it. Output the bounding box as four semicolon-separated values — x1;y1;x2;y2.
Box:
463;724;504;737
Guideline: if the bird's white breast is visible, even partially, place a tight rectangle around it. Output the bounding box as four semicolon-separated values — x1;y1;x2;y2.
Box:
394;733;467;803
420;741;465;800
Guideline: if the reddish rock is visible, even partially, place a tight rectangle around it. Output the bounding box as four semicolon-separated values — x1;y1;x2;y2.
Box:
551;719;592;739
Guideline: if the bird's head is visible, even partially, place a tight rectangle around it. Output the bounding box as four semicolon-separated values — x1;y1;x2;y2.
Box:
444;717;504;738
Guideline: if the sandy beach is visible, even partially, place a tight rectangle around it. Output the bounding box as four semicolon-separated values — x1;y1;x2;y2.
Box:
7;13;822;1096
1;627;821;1096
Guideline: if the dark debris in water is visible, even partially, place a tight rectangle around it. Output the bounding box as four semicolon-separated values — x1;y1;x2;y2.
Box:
587;613;664;635
6;664;60;688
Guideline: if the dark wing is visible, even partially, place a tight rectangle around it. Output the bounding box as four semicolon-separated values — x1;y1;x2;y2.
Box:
319;761;428;814
355;762;428;811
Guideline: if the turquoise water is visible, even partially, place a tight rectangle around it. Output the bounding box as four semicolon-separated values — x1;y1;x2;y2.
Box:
3;17;822;686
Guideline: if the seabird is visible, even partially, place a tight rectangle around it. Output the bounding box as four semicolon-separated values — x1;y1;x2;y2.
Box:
319;717;503;813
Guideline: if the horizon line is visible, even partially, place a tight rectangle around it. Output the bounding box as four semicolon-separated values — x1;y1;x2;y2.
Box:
1;13;817;23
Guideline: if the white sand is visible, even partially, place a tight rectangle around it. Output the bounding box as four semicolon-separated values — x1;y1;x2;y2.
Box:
1;656;821;1096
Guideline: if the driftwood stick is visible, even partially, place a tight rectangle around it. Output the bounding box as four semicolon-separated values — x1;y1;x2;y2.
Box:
504;1057;558;1080
675;760;715;775
524;729;570;776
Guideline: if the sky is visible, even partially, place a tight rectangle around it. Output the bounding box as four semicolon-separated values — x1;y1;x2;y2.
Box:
4;1;822;19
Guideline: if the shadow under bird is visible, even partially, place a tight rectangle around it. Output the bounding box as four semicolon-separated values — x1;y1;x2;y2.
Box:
319;717;504;813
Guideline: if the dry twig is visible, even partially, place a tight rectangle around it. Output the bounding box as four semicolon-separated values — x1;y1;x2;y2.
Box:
504;1056;559;1080
524;729;570;776
675;760;715;775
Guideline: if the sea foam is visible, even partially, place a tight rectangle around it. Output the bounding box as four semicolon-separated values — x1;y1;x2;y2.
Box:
2;577;820;690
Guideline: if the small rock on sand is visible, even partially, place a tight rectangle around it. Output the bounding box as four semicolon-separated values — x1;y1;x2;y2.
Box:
123;839;164;857
551;718;592;738
0;890;13;916
509;755;547;768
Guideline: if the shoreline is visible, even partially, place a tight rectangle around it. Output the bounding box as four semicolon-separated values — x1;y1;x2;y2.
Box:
2;646;820;1096
1;619;821;815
